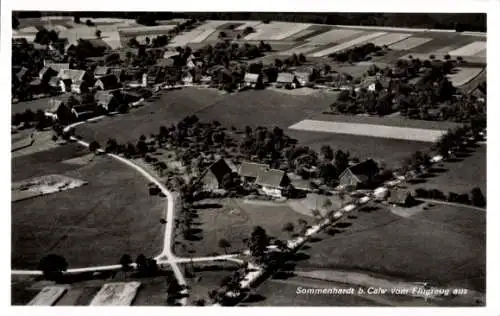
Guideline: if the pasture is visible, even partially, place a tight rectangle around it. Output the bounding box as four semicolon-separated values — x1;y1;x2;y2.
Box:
284;25;333;42
448;41;486;57
288;119;447;142
173;198;311;258
306;28;364;44
11;155;165;269
27;286;68;306
12;97;52;115
309;32;387;57
369;33;412;46
296;203;485;292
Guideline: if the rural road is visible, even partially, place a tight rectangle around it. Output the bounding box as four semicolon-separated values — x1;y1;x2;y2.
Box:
418;198;486;212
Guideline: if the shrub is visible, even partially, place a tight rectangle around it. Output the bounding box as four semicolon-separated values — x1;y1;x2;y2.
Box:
457;193;470;205
415;188;429;198
447;192;459;203
430;189;445;200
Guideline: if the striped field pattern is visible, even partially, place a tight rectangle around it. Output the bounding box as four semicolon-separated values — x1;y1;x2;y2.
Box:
308;32;387;57
288;119;447;142
280;43;325;55
389;37;432;50
244;22;311;41
447;68;483;87
28;286;69;306
306;29;364;44
448;41;486;56
369;33;412;46
89;282;141;306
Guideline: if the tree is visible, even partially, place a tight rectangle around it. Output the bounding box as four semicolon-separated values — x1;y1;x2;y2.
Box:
119;254;133;273
248;226;269;259
282;222;294;236
89;141;101;153
106;138;118;153
471;187;486;207
95;30;102;38
320;145;334;160
297;218;308;234
85;19;95;26
218;238;231;254
135;254;147;272
166;276;182;304
334;150;350;173
38;254;68;281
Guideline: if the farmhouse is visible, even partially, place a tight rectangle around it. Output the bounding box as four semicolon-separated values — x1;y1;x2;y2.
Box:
200;158;233;191
46;96;74;122
256;168;290;198
339;159;380;189
39;66;60;83
95;74;120;90
388;189;416;207
294;71;311;86
242;73;263;89
58;69;91;92
95;90;120;113
71;103;99;120
276;72;299;89
239;161;269;183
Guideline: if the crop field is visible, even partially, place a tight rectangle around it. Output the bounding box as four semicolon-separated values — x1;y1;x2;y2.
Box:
369;33;412;46
389;37;432;51
76;88;225;144
234;20;263;31
12;97;52;115
11;155;165;269
448;41;486;57
283;25;332;42
59;26;99;43
27;286;68;306
306;28;365;44
174;198;311;258
447;67;483;87
309;32;387;57
295;203;485;292
90;282;141;306
410;145;486;194
169;25;218;46
245;22;312;41
278;43;327;56
55;287;101;306
288;119;447;142
118;24;177;37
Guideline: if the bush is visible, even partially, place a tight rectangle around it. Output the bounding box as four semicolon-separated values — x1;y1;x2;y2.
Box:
414;188;429;198
471;187;486;207
447;192;459;203
457;193;470;205
429;189;445;200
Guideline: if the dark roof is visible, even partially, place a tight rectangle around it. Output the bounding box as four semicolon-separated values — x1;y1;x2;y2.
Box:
205;159;232;184
59;69;87;82
344;159;379;183
256;168;287;188
276;72;296;83
96;74;119;90
95;90;117;106
239;161;268;178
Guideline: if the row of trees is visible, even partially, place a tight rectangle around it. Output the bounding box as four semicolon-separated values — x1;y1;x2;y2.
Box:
414;187;486;207
329;43;385;63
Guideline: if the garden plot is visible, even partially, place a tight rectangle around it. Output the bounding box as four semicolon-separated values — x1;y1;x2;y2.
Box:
306;29;364;44
448;41;486;57
12;174;88;202
447;67;483;87
389;37;432;51
308;32;387;57
289;119;446;142
90;282;141;306
28;286;69;306
369;33;411;46
245;22;311;41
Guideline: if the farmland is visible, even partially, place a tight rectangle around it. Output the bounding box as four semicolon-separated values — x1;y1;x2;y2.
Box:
11;155;165;269
173;198;311;258
244;22;311;41
294;203;485;292
447;68;483;87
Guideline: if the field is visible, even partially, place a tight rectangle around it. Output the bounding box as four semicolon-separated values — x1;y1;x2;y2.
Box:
89;282;141;306
173;198;311;257
306;29;364;44
76;88;225;144
12;97;52;115
11;154;165;269
245;22;311;41
369;33;412;46
169;24;219;46
309;32;387;57
389;37;432;51
27;286;68;306
447;68;483;87
283;25;332;42
409;145;486;194
294;203;485;292
289;120;447;142
448;41;486;57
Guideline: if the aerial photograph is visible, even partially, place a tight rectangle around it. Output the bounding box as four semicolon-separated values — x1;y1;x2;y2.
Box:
10;11;486;307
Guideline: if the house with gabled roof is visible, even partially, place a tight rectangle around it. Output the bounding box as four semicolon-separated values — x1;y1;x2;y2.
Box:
200;158;233;191
388;189;416;207
94;66;111;79
294;71;311;87
95;90;120;113
239;161;269;183
255;168;290;197
71;80;90;94
242;73;263;89
339;159;380;189
58;69;91;92
71;103;100;120
276;72;299;89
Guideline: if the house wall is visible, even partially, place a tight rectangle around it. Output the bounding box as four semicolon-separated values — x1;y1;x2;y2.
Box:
339;170;361;188
202;172;220;191
261;186;282;197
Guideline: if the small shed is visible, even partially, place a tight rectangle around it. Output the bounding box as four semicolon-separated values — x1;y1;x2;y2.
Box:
388;189;416;207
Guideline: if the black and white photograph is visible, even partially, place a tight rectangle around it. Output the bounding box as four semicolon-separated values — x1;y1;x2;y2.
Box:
4;5;493;310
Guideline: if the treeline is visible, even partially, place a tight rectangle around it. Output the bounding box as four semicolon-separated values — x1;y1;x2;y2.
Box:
14;12;486;32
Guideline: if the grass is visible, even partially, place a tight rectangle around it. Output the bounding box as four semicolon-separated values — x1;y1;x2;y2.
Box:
173;198;311;257
11;155;165;269
408;145;486;194
285;25;333;42
295;203;485;292
75;88;225;144
244;276;381;306
12;97;52;115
